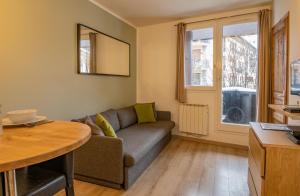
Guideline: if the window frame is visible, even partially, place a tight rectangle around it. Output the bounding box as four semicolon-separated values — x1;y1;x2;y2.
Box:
185;22;217;91
215;14;259;133
184;13;259;133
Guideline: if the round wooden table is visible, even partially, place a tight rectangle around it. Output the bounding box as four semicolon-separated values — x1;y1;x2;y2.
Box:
0;121;91;196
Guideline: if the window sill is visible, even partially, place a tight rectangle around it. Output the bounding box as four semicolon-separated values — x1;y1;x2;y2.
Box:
185;86;216;92
216;123;250;134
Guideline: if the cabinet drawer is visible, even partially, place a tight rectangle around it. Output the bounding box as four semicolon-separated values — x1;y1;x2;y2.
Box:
249;151;264;196
248;169;258;196
249;129;265;176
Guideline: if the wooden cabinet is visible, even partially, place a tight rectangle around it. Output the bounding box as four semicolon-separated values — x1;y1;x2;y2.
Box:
248;169;258;196
249;130;265;177
249;123;300;196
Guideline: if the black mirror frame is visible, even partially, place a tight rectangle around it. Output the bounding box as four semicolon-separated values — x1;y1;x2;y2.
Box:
77;23;131;77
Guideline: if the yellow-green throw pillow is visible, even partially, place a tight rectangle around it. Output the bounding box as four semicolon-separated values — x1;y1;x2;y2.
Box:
95;113;117;138
134;103;156;124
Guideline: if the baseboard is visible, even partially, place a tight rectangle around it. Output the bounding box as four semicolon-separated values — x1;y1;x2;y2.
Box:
173;134;249;151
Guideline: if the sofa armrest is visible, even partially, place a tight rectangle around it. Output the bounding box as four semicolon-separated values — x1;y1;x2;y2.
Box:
156;111;171;121
74;135;124;184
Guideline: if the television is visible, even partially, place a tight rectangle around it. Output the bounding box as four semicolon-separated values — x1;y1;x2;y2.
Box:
291;59;300;95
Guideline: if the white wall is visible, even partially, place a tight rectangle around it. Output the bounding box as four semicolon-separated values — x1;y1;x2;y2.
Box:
273;0;300;108
137;5;270;146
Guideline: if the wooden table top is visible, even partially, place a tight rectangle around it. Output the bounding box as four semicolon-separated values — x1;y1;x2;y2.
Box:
0;121;91;172
250;122;300;149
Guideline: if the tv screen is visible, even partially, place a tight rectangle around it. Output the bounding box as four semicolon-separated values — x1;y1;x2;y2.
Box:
291;59;300;96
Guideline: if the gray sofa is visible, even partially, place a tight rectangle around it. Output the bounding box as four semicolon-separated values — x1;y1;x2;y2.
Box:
73;106;175;189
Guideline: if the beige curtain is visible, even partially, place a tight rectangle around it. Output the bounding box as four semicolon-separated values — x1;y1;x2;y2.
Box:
257;9;272;122
89;32;97;73
176;23;187;103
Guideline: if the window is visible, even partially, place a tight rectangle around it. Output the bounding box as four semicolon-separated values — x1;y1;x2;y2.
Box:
185;27;214;87
183;16;258;127
221;22;258;125
80;39;91;73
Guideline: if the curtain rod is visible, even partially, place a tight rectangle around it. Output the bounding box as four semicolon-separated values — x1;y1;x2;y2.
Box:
174;10;268;26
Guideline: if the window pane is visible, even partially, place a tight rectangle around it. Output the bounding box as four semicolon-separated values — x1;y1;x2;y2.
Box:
185;27;213;87
221;22;258;125
80;39;91;73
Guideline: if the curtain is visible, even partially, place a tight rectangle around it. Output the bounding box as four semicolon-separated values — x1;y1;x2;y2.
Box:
257;9;272;122
89;32;97;73
176;23;187;103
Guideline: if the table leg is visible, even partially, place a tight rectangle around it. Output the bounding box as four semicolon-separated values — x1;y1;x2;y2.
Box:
4;170;17;196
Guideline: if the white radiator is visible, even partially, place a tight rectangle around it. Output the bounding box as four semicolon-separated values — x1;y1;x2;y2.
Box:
179;104;209;135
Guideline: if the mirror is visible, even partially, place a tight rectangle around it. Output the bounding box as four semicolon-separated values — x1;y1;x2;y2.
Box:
77;24;130;76
291;59;300;95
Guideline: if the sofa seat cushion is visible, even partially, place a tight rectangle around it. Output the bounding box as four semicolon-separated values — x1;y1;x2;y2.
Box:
117;121;175;167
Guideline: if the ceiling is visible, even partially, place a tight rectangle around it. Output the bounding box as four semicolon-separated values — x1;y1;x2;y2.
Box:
94;0;271;26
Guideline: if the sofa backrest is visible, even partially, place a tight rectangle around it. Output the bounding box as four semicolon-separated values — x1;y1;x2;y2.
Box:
116;106;137;129
73;105;162;133
94;109;121;132
71;116;104;136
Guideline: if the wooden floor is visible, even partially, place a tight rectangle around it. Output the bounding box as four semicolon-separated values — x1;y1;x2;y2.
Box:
56;138;249;196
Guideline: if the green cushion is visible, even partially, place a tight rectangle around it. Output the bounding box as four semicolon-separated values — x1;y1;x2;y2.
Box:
95;113;117;138
134;103;156;124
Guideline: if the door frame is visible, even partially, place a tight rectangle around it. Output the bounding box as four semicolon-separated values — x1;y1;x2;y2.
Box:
215;14;259;133
270;12;289;123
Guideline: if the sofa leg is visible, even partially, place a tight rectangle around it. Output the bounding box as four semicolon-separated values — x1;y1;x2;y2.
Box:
123;182;129;190
65;186;74;196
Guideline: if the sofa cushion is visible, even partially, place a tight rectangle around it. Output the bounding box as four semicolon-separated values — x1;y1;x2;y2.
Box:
134;103;156;124
117;121;175;167
71;116;104;136
85;116;105;136
96;113;117;138
151;102;158;120
116;106;137;129
71;116;86;123
100;109;121;132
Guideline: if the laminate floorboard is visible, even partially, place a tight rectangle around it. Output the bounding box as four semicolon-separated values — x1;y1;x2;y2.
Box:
56;138;249;196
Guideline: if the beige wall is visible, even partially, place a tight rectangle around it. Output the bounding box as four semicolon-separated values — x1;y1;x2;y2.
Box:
137;6;270;146
96;34;130;76
0;0;136;119
273;0;300;107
